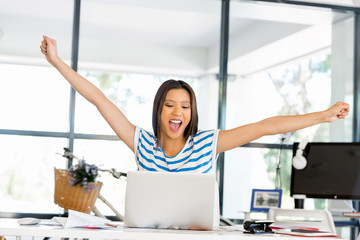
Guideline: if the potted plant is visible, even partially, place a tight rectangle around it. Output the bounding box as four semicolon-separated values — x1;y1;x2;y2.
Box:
68;159;99;191
54;157;102;214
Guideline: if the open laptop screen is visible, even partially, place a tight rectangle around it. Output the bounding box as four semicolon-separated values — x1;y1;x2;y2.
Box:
124;171;217;230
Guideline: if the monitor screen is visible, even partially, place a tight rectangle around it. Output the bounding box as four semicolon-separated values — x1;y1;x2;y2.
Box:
291;142;360;200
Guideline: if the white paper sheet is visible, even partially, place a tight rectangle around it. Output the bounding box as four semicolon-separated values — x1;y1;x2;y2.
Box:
49;210;112;228
65;210;111;228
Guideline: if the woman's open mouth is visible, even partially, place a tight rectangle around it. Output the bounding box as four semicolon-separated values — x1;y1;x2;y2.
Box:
169;119;182;132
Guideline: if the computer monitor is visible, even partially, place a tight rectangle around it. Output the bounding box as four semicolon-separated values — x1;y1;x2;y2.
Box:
291;142;360;200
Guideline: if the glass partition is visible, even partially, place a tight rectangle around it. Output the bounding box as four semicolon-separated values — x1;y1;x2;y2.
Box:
0;135;67;213
224;0;355;220
0;0;73;214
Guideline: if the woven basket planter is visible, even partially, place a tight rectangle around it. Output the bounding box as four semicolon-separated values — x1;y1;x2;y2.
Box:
54;168;102;214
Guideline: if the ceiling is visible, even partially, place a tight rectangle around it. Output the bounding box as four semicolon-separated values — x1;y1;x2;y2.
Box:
0;0;356;76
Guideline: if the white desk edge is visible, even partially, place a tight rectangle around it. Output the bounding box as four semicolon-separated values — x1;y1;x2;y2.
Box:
0;220;344;240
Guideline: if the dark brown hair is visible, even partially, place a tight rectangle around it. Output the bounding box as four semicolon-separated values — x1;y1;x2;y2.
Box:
152;79;198;149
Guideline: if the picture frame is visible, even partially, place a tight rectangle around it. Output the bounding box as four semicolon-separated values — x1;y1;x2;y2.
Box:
250;189;282;212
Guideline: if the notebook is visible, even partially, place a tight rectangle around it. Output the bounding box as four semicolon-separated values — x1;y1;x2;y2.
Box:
124;171;218;230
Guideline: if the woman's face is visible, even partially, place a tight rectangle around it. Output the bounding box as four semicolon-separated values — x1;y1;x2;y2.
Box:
160;88;191;141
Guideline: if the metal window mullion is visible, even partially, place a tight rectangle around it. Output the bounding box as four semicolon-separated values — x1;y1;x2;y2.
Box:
68;0;81;169
217;0;230;216
0;129;69;138
351;12;360;240
353;13;360;143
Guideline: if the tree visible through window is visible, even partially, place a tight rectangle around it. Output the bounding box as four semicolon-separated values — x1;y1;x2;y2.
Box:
264;52;331;209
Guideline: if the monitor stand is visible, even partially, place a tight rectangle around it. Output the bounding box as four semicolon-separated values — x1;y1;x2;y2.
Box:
293;194;306;209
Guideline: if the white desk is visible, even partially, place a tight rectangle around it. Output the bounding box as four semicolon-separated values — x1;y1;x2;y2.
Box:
0;219;343;240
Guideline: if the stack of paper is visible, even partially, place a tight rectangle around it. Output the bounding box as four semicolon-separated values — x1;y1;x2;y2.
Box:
342;212;360;217
272;229;338;237
50;210;115;228
270;225;319;231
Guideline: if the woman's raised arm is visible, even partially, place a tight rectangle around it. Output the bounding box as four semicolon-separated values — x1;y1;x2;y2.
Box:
217;101;349;154
40;35;135;151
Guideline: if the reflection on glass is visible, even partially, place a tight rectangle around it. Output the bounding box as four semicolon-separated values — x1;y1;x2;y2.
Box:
0;135;67;213
0;0;73;131
77;0;221;134
224;0;354;221
227;51;340;143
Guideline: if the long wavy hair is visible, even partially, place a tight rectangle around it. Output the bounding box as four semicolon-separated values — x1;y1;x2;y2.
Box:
152;79;198;149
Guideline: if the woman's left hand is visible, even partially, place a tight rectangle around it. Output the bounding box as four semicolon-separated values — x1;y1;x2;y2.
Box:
324;101;349;122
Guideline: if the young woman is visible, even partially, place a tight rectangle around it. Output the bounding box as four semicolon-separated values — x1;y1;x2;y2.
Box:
40;35;349;174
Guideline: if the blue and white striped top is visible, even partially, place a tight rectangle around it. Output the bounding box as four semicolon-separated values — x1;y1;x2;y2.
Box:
133;126;220;174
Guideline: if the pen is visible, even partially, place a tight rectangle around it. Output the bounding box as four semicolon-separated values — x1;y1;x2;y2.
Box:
105;223;117;228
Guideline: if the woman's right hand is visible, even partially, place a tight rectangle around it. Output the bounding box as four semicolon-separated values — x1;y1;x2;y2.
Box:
40;35;59;66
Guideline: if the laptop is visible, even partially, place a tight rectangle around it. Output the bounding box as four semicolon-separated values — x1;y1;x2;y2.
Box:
124;171;219;230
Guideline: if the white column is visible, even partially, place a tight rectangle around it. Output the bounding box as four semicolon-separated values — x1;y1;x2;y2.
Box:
330;17;354;142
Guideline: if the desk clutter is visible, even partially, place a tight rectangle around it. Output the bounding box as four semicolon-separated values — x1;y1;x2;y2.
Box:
17;210;116;229
242;219;338;237
13;211;338;238
243;220;274;234
1;214;344;240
